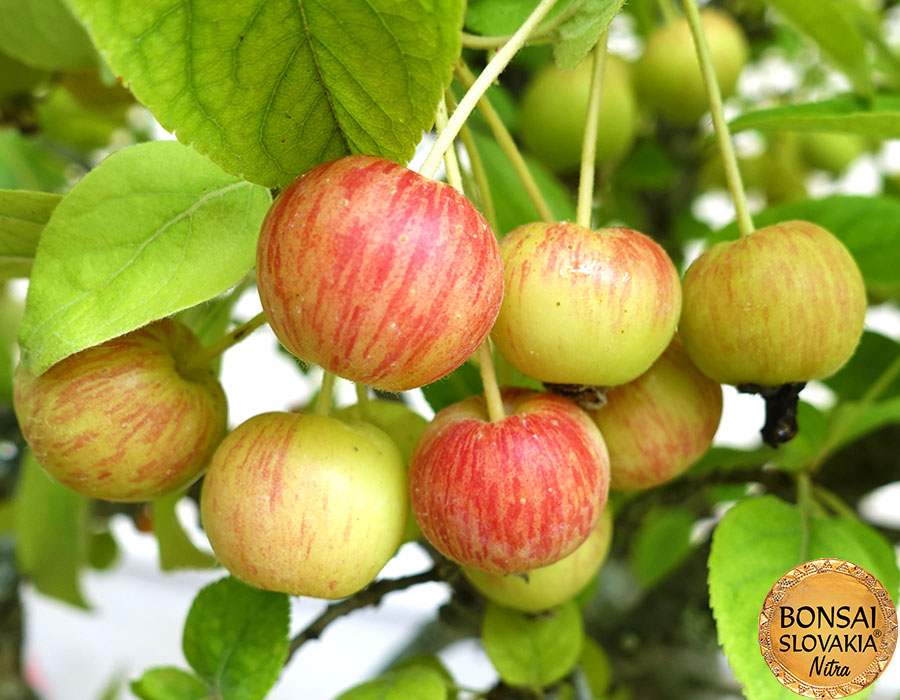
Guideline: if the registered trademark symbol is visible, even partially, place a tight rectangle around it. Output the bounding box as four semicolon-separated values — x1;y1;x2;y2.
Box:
875;629;883;638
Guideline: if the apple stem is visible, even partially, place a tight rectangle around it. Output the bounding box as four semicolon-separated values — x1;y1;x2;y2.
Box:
656;0;679;25
435;97;465;193
455;61;555;224
355;382;370;419
681;0;754;238
184;311;267;371
418;0;561;181
575;35;608;231
315;371;336;416
450;91;500;232
478;341;506;422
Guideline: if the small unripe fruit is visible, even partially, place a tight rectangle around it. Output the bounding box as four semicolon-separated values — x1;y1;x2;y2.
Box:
492;222;681;387
680;221;866;386
636;9;748;126
201;411;408;599
13;319;227;502
409;388;610;574
463;506;613;612
256;154;504;392
519;55;637;173
592;336;722;490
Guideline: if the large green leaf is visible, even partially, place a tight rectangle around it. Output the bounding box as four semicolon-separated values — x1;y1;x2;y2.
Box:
708;496;899;700
828;396;900;451
0;189;60;279
762;0;870;95
0;130;70;192
335;666;448;700
183;576;290;700
0;0;96;70
824;331;900;401
552;0;627;70
629;507;695;589
152;492;216;571
714;196;900;299
73;0;465;188
15;450;89;608
729;95;900;139
481;600;584;688
465;0;578;36
18;140;270;375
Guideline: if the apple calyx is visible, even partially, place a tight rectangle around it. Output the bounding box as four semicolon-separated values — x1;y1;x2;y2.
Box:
543;383;608;411
737;382;806;447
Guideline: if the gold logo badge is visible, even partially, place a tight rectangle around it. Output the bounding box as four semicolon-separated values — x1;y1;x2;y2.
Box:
758;559;898;697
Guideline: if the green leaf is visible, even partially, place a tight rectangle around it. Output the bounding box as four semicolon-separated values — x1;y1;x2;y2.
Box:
762;1;870;95
422;361;483;414
629;507;695;589
471;130;575;235
481;600;584;688
579;637;612;699
152;492;216;571
390;655;456;700
131;667;210;700
335;666;448;700
0;130;70;192
714;195;900;298
828;396;900;451
689;445;776;476
552;0;628;71
0;189;60;279
768;401;828;472
73;0;465;188
708;496;899;700
18;140;270;375
0;0;96;71
824;331;900;401
729;94;900;139
14;449;89;608
465;0;578;36
182;576;289;700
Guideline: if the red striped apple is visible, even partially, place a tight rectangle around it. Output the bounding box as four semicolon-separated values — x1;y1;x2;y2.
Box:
679;221;866;387
409;388;610;574
256;154;504;392
591;336;722;490
463;505;613;612
200;411;408;599
13;319;227;501
491;222;681;387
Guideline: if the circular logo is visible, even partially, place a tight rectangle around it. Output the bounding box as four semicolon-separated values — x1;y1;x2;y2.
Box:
759;559;898;697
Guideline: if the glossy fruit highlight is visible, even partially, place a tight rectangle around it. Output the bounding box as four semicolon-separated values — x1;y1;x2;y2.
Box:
492;222;681;387
679;221;867;386
256;154;504;392
201;411;408;599
409;388;610;574
592;336;722;490
13;319;227;502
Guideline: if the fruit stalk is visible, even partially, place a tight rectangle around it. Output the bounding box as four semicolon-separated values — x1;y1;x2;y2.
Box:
183;310;267;372
449;89;499;232
681;0;753;237
656;0;679;25
315;371;336;416
455;61;554;223
419;0;560;179
575;35;608;230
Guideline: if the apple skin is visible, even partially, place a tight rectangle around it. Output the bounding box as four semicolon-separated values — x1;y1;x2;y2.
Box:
636;8;748;126
519;55;637;173
13;318;227;502
256;154;504;392
491;222;681;386
200;411;408;599
409;387;610;574
680;221;867;386
801;132;867;175
463;505;613;612
591;336;723;490
335;399;427;542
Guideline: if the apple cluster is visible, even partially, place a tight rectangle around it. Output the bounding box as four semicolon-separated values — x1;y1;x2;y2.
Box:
12;59;868;610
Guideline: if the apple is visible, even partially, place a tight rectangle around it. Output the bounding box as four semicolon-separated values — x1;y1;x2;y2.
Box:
491;222;681;387
519;54;637;173
679;221;867;387
636;8;748;126
463;505;613;612
256;154;504;392
13;318;227;502
591;335;723;490
335;399;427;542
200;411;408;599
409;387;610;574
801;132;868;175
